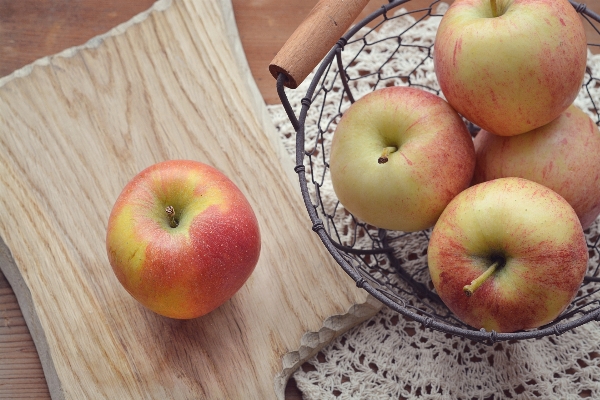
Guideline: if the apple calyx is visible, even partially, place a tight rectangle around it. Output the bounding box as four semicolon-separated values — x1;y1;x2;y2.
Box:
165;205;179;228
463;260;500;297
378;146;398;164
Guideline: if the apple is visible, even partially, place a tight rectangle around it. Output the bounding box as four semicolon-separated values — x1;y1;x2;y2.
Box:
427;177;588;333
329;86;475;232
473;104;600;230
434;0;587;136
106;160;261;319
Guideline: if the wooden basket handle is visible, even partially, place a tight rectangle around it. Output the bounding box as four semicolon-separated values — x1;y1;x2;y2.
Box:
269;0;371;89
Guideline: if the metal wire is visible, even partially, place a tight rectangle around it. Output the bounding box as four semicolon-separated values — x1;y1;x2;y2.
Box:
278;0;600;344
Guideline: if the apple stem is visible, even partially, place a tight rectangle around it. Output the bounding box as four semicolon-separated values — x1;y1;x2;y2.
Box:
463;260;500;297
490;0;498;17
378;146;397;164
165;206;179;228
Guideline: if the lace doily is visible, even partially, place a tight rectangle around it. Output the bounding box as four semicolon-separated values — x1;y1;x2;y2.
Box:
267;4;600;399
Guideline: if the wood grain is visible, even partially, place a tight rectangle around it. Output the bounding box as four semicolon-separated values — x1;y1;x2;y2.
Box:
0;272;49;399
3;0;600;399
0;0;380;398
269;0;371;88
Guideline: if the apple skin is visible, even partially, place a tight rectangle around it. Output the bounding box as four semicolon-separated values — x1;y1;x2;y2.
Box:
329;86;475;232
434;0;587;136
106;160;261;319
428;177;588;333
473;105;600;230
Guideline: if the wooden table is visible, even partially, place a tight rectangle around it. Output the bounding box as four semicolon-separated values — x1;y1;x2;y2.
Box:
2;0;600;398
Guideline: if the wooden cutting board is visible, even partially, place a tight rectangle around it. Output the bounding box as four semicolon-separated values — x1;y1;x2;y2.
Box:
0;0;380;398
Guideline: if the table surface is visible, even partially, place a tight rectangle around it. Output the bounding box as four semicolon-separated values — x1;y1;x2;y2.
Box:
2;0;600;398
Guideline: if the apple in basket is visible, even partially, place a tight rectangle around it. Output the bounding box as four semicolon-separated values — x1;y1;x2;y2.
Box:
434;0;587;136
106;160;261;319
329;86;475;232
428;177;588;333
472;104;600;230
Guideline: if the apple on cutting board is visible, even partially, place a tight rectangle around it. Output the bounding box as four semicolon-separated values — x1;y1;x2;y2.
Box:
427;177;588;333
434;0;588;136
106;160;261;320
329;86;475;232
473;104;600;230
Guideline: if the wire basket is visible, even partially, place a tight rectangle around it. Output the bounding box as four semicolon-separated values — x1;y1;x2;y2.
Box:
275;0;600;344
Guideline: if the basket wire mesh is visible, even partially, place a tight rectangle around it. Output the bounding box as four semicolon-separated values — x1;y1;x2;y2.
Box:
276;0;600;343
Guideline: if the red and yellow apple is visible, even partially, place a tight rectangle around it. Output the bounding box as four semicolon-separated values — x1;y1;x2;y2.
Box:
434;0;587;136
106;160;261;319
473;104;600;230
428;177;588;333
329;86;475;232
